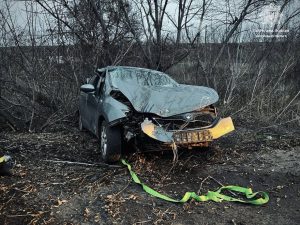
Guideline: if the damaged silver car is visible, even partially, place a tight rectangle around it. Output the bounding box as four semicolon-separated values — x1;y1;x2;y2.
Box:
79;66;234;162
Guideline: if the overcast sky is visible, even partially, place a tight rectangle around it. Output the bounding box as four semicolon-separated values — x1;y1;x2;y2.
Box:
1;0;299;45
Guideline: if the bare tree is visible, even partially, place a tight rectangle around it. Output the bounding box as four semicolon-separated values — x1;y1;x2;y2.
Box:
0;0;299;130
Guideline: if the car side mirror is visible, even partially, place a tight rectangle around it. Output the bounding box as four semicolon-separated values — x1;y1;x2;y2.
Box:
80;84;95;93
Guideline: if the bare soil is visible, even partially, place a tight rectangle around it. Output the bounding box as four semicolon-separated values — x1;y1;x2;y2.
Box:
0;125;299;225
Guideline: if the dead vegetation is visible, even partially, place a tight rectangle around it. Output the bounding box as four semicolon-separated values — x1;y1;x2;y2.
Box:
0;125;299;224
0;1;299;224
0;0;299;131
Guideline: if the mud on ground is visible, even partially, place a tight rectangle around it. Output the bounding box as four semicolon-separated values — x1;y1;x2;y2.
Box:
0;125;299;225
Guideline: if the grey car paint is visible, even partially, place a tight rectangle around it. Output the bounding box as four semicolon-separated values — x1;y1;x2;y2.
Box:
79;66;219;136
108;67;219;117
79;68;130;136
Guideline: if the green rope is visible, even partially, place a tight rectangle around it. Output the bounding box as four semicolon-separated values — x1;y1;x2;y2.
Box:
121;159;269;205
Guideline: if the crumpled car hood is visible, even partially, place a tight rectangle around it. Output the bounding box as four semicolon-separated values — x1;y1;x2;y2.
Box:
112;80;219;117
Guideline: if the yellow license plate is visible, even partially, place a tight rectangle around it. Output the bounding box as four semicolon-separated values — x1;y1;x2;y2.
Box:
174;130;212;143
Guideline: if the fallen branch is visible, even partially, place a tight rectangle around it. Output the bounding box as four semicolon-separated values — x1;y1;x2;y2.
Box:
0;193;16;211
197;176;211;195
197;175;237;197
209;176;237;197
44;159;121;168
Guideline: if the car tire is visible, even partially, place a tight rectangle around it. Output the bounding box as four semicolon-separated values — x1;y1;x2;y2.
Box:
79;114;83;131
99;121;122;163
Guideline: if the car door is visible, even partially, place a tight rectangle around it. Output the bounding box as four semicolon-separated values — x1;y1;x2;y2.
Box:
86;71;106;134
82;75;99;132
79;75;97;129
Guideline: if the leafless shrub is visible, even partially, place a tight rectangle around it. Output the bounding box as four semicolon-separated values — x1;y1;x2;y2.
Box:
0;0;299;130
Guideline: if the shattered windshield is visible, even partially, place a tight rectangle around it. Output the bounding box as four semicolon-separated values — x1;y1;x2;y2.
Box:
109;68;178;87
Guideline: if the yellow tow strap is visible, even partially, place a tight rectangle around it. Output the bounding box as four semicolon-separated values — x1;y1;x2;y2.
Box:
121;159;269;205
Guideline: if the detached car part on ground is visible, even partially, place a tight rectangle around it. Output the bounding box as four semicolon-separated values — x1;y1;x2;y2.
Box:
0;155;13;176
79;66;234;162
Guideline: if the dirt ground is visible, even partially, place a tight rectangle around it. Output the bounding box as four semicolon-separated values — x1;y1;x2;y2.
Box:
0;124;299;225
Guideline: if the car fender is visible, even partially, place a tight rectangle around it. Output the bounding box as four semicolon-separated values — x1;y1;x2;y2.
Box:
95;96;129;135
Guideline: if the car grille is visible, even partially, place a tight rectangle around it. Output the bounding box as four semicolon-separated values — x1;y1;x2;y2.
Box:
153;112;216;131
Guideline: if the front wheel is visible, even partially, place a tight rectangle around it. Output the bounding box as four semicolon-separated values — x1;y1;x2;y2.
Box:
99;121;122;163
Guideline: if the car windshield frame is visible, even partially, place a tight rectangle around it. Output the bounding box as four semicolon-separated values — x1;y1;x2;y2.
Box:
108;67;178;87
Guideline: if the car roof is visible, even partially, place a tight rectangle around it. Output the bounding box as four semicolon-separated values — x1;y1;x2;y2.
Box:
96;66;161;74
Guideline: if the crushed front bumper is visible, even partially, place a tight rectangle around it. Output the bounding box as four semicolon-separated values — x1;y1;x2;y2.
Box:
141;117;234;145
